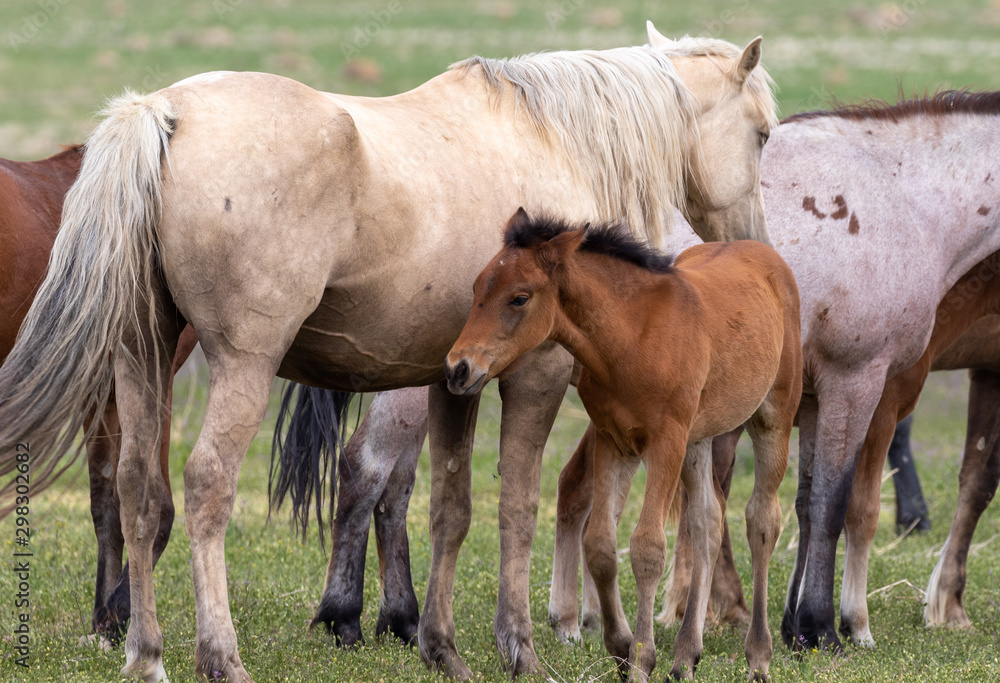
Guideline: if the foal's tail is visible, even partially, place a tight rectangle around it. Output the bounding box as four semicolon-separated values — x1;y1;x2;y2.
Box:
0;90;175;514
268;383;355;545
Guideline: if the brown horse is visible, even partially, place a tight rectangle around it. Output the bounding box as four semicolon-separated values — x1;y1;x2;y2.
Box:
0;145;196;645
656;251;1000;644
445;209;801;681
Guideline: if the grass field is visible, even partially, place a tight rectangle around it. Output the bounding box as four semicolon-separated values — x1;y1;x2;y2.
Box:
2;1;1000;681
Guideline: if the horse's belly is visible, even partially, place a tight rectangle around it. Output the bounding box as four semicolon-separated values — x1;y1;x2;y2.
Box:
276;284;469;391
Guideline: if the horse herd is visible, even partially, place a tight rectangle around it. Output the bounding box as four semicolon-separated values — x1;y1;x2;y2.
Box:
1;20;999;683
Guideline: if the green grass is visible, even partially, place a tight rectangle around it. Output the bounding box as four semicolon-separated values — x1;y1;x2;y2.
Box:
2;1;1000;681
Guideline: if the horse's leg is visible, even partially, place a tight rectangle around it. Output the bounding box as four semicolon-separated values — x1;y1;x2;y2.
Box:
418;380;480;680
926;369;1000;627
626;434;688;683
548;423;595;643
581;437;635;634
660;483;692;627
709;428;751;628
103;325;197;645
115;311;181;683
671;438;723;681
660;428;748;628
493;342;573;676
839;383;906;648
790;376;885;651
374;387;429;646
742;401;794;680
886;415;931;533
782;393;817;648
313;390;416;646
86;402;124;647
583;432;638;676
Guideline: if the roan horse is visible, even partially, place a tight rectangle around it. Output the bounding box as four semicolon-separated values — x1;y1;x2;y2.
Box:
445;210;801;681
0;145;196;645
0;26;778;682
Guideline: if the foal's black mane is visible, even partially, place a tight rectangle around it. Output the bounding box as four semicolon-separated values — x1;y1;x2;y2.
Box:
783;89;1000;124
504;215;675;274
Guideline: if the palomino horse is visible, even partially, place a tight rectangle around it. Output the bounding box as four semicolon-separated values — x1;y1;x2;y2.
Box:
0;26;778;682
0;145;197;644
445;210;801;681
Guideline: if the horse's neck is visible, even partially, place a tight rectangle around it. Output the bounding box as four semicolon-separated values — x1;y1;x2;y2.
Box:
549;257;660;384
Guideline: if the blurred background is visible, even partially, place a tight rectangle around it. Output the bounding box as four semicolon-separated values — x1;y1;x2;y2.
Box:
3;0;1000;158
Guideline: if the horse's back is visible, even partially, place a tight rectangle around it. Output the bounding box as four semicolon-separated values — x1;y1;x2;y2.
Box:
0;147;83;359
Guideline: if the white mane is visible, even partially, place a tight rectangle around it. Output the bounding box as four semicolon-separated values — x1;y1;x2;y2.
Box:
453;47;698;244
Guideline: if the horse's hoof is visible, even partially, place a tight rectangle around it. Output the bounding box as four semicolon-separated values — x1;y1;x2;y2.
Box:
581;610;602;632
375;609;419;647
78;633;114;653
311;610;365;649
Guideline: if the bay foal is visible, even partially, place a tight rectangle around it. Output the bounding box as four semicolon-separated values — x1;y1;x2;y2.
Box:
446;209;801;681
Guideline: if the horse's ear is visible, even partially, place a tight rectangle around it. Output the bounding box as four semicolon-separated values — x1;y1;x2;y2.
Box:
646;20;670;47
735;36;763;84
537;228;586;273
506;207;531;232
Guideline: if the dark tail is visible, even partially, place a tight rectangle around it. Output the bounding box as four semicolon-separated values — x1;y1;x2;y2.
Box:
268;383;355;544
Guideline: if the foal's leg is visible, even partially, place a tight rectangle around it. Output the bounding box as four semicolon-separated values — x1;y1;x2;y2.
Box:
374;387;428;646
659;428;748;628
743;403;794;680
548;423;595;643
494;341;573;676
583;432;639;673
926;369;1000;628
418;381;480;680
671;438;723;681
314;388;426;647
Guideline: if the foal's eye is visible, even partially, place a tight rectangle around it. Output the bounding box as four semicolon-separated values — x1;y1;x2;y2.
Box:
510;294;529;307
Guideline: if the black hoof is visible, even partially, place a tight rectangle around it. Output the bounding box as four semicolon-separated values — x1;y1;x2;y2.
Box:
376;609;419;647
312;604;365;649
92;604;128;647
792;612;842;653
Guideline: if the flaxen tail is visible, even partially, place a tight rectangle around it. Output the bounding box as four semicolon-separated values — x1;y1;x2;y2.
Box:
0;90;175;514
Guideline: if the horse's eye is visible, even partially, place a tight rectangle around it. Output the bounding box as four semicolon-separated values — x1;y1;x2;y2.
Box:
758;130;769;146
510;294;529;307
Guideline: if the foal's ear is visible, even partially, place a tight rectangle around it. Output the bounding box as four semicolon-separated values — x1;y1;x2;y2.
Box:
505;207;531;232
537;228;586;273
735;36;763;84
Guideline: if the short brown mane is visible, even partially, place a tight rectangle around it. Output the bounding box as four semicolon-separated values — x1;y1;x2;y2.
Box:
782;89;1000;125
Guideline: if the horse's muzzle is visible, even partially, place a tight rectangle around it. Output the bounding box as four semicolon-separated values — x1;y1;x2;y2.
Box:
445;356;487;396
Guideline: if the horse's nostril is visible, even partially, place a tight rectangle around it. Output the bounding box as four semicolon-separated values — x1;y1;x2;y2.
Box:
452;359;470;385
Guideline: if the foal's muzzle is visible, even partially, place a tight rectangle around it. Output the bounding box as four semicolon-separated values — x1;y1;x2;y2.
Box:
445;356;487;396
